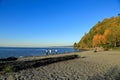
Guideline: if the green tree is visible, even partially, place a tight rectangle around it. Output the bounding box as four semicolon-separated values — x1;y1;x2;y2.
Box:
106;26;120;47
74;42;78;49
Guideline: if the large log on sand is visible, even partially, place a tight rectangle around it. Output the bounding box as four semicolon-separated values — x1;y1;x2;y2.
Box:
0;54;79;73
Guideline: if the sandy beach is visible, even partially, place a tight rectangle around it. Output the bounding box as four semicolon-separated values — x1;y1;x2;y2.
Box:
1;50;120;80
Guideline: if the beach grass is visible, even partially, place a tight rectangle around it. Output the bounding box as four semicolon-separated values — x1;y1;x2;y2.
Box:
3;65;15;73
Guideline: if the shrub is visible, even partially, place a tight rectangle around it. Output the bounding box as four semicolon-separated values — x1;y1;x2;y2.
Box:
3;65;15;73
76;54;81;58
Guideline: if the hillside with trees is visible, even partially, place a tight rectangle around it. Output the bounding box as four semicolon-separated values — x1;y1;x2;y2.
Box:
74;15;120;50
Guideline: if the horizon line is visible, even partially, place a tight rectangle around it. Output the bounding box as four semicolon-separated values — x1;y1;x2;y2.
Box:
0;45;73;48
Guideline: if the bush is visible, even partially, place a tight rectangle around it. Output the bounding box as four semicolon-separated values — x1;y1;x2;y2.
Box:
3;65;15;73
102;43;114;51
76;54;81;58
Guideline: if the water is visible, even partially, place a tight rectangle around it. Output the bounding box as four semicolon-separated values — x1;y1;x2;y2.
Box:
0;47;79;58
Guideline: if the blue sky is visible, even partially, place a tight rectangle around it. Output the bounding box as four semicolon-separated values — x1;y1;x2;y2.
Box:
0;0;120;47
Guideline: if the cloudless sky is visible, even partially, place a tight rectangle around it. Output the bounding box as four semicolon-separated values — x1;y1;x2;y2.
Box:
0;0;120;47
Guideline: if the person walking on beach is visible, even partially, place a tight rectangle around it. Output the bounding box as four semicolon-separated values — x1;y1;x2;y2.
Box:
49;50;52;54
55;49;58;54
46;49;48;55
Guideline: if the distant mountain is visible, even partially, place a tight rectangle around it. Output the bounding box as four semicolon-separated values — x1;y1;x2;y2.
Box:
74;15;120;49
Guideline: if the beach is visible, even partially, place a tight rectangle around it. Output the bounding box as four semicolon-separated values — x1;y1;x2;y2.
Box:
0;50;120;80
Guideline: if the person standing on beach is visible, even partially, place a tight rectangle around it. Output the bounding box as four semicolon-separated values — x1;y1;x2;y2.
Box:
46;49;48;55
49;50;52;54
55;49;58;54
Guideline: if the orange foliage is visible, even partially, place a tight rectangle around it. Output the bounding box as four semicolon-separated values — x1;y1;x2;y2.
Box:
96;27;100;31
104;29;110;36
92;34;101;47
100;35;106;44
92;34;106;47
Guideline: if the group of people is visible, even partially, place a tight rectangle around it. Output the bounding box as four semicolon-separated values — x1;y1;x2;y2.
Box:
45;49;58;55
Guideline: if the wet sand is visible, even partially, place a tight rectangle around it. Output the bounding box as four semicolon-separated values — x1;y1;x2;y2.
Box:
1;50;120;80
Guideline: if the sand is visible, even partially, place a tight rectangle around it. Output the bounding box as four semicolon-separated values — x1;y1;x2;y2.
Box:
0;50;120;80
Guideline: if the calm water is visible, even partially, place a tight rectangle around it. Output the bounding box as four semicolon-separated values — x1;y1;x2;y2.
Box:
0;47;79;58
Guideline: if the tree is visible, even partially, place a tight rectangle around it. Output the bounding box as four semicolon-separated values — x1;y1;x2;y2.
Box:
92;34;104;47
118;13;120;16
74;42;78;48
106;26;120;47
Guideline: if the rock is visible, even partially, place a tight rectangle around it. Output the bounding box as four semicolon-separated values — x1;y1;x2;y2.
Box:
7;75;14;80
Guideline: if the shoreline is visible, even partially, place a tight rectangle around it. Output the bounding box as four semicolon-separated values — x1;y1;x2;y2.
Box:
0;53;79;74
1;50;120;80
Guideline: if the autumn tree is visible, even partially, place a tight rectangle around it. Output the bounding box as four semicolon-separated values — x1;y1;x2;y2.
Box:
106;26;120;47
92;34;106;47
74;15;120;49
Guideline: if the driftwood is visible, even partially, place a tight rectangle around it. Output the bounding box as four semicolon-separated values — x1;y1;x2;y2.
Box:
0;57;18;61
0;55;79;73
